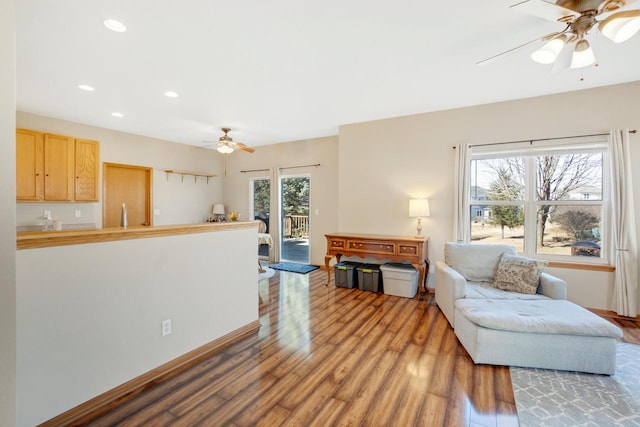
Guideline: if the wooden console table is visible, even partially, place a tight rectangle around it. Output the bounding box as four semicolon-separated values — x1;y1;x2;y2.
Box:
324;232;429;297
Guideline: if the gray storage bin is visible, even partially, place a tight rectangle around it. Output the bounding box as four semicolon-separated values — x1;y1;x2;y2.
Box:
380;262;419;298
357;263;383;292
334;261;362;288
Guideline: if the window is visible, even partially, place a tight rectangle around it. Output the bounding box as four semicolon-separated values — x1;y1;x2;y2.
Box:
468;140;607;262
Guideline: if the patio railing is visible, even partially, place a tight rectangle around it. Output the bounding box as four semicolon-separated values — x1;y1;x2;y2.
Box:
284;215;309;238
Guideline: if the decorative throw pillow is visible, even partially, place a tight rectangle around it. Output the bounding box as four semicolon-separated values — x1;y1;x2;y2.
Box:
493;254;548;294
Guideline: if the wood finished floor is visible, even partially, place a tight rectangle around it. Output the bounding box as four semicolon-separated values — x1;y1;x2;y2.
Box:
86;268;640;427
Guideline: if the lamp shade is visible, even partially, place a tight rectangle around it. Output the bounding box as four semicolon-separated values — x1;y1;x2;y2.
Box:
570;39;596;69
409;198;430;217
531;35;567;64
600;10;640;43
212;204;225;215
217;145;234;154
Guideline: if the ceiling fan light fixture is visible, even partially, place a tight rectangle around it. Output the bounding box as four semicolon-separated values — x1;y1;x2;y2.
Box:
570;39;596;69
531;35;567;64
599;10;640;43
217;145;234;154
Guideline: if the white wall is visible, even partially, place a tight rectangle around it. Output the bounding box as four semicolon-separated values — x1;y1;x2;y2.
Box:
0;0;16;425
16;227;258;426
223;136;339;266
338;81;640;310
16;112;224;228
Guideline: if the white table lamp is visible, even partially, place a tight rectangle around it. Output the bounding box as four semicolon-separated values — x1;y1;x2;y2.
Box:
409;198;430;238
212;204;226;221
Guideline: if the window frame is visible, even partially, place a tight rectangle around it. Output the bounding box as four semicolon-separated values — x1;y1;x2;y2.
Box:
467;138;609;264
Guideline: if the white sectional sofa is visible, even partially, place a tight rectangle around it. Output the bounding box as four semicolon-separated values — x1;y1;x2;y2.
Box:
435;243;623;374
435;243;567;327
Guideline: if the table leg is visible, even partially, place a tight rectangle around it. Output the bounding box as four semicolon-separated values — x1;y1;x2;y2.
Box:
324;254;342;285
324;255;333;285
412;262;425;300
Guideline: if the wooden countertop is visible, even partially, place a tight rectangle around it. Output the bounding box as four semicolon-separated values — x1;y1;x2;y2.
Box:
17;221;259;250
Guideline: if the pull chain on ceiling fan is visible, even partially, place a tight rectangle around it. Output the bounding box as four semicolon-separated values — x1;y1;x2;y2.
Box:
479;0;640;69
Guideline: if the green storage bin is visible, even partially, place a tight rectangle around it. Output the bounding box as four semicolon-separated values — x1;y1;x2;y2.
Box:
357;264;383;292
334;261;362;288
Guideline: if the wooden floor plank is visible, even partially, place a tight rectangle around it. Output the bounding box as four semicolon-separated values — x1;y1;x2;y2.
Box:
360;343;424;426
78;269;640;426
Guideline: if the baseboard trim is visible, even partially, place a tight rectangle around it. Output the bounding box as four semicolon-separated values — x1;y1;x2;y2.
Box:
40;320;261;427
588;307;640;321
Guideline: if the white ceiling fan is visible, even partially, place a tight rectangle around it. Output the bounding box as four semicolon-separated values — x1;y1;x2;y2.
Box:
478;0;640;69
204;128;255;154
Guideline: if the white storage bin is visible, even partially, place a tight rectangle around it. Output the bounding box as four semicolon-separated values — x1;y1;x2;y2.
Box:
380;263;418;298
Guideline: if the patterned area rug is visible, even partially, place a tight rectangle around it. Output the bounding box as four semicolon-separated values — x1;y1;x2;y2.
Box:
270;262;319;274
511;342;640;426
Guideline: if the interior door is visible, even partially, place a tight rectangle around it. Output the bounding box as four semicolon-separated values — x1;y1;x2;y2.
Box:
103;162;152;228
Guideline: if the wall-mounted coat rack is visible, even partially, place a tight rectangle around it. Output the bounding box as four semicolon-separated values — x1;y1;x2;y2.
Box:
164;170;217;183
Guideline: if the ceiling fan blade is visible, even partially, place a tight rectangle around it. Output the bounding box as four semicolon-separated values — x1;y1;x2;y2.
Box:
598;0;638;16
510;0;580;22
235;142;255;153
476;32;559;66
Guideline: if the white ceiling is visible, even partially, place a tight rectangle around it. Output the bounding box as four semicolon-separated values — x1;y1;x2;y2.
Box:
15;0;640;148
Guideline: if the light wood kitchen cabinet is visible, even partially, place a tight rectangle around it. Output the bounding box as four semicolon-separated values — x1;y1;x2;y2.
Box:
43;133;74;201
16;128;100;202
74;139;100;201
16;129;44;200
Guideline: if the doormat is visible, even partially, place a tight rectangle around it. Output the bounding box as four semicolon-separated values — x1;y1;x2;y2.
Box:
270;262;320;274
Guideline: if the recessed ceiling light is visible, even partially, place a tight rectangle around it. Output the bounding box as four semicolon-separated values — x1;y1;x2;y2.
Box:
103;19;127;33
78;84;95;92
164;91;179;98
111;112;124;118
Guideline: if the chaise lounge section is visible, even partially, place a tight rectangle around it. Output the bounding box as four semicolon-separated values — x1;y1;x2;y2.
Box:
436;243;623;374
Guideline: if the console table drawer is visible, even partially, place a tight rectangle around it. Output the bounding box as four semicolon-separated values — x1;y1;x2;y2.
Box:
398;244;419;257
329;239;346;250
348;240;395;255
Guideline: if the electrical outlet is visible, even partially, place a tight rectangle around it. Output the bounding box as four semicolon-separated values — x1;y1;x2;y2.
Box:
43;210;52;220
154;209;161;216
161;319;172;336
75;209;82;218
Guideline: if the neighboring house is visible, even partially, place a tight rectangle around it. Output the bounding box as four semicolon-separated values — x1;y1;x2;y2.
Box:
469;186;490;222
568;185;603;201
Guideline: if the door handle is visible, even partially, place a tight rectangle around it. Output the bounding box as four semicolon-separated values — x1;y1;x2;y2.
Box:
142;222;148;226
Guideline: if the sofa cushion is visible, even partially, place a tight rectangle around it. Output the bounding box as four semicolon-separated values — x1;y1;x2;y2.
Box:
444;243;517;282
493;254;548;294
455;299;623;338
465;282;550;300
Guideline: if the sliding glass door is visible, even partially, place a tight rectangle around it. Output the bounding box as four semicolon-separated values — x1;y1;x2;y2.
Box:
280;175;310;263
251;177;271;258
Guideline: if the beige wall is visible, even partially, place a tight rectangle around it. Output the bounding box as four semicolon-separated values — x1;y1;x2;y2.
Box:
338;81;640;310
16;112;224;228
223;136;339;266
0;0;16;425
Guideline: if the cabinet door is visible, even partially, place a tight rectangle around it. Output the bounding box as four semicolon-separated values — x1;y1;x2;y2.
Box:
44;134;74;201
74;139;100;201
16;129;44;200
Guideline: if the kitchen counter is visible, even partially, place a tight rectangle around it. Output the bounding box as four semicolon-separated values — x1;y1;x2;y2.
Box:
17;221;259;250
